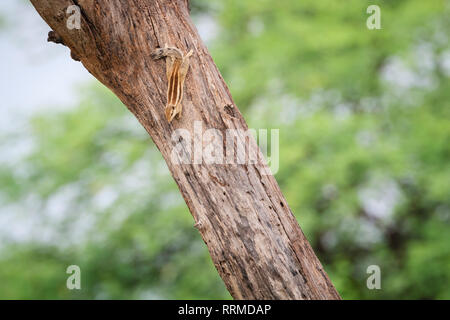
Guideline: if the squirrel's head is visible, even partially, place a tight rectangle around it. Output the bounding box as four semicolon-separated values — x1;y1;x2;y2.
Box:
165;104;177;123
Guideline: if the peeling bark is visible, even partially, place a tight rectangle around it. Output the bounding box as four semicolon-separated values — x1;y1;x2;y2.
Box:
29;0;340;300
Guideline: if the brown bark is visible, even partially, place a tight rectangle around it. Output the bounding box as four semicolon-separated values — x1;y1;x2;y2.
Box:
29;0;340;300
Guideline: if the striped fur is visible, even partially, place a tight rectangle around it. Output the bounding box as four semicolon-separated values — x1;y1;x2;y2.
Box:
152;46;193;122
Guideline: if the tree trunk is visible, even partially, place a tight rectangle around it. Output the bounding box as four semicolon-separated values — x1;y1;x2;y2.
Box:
29;0;340;300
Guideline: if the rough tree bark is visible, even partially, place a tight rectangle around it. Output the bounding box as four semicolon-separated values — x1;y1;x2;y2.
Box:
30;0;340;300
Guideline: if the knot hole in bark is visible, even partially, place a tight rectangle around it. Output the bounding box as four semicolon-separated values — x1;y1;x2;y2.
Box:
224;104;236;118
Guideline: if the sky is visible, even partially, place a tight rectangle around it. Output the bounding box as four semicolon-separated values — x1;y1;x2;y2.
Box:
0;1;216;127
0;1;94;246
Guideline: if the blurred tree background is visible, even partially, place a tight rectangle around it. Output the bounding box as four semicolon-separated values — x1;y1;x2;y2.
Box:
0;0;449;299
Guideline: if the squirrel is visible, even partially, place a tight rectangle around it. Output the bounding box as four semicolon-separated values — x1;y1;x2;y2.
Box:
151;45;193;122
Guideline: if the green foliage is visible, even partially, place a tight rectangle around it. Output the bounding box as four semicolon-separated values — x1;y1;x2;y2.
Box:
0;0;449;299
